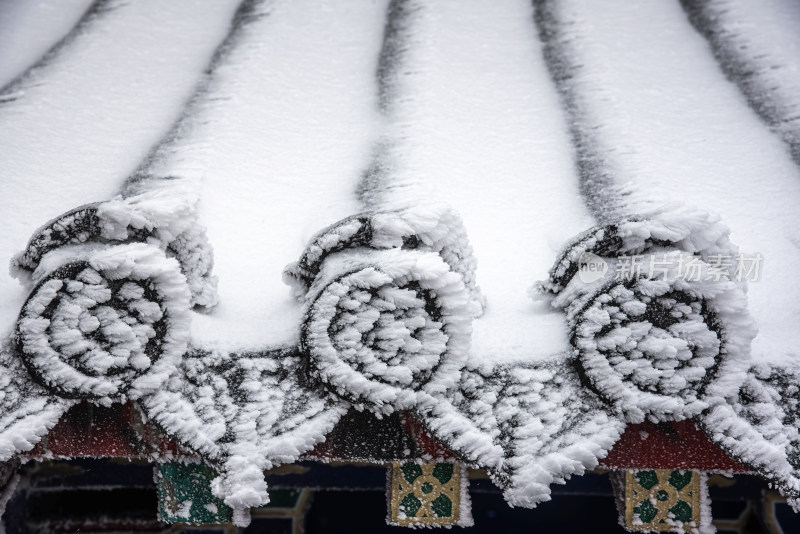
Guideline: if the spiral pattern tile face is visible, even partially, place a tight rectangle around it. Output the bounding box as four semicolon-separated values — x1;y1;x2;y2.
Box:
573;272;722;418
540;215;755;422
16;245;190;403
301;249;473;413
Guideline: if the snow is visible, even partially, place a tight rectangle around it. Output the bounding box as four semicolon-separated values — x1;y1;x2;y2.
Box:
0;0;93;89
535;210;756;423
2;0;800;524
534;0;800;366
0;0;242;339
300;247;475;414
145;348;346;522
682;0;800;165
143;0;390;352
700;365;800;508
424;359;624;507
0;340;71;462
359;0;594;365
17;243;191;404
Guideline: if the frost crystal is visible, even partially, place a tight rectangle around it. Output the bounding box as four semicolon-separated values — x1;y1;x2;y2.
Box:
16;244;191;404
284;204;484;313
145;348;345;519
13;196;218;310
301;248;474;413
537;210;755;423
423;360;624;507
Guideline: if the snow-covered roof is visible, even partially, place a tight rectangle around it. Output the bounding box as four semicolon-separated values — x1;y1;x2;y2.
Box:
2;0;800;526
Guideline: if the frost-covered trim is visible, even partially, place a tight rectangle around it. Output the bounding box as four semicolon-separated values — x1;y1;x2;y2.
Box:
538;207;736;295
537;212;755;423
0;340;74;462
16;243;191;404
421;360;624;508
698;365;800;507
12;203;110;272
301;249;475;414
13;199;218;309
284;204;484;313
144;348;347;525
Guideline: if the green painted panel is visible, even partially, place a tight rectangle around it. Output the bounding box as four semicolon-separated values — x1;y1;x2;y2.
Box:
156;461;231;524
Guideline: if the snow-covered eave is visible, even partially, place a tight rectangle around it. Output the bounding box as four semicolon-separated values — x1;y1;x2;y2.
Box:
5;197;800;519
4;0;800;526
20;401;751;475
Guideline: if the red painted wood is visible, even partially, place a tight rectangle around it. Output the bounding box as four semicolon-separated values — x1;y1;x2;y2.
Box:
599;420;749;472
29;402;179;458
400;413;454;460
400;417;748;472
33;404;749;473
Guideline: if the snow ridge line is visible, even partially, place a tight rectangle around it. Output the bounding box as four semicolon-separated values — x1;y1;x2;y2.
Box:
532;0;629;224
0;0;110;99
681;0;800;167
347;0;623;508
530;0;800;506
141;203;487;522
375;0;415;116
127;0;266;192
356;0;417;210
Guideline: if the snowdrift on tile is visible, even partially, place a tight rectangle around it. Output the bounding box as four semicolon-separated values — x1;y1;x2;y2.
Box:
145;348;346;520
284;204;484;312
16;244;191;403
700;364;800;509
537;209;755;423
14;196;217;309
423;360;624;508
286;204;483;415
